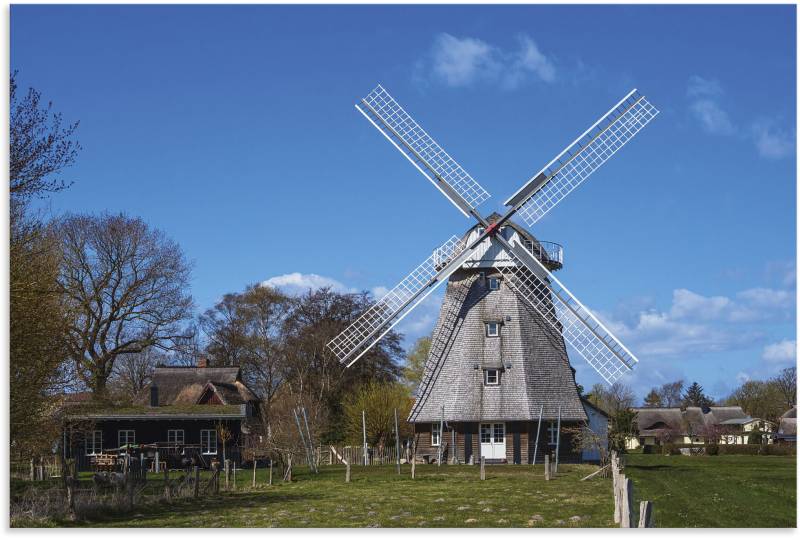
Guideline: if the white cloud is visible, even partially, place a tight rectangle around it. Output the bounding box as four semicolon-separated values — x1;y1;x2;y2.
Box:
430;33;499;87
370;285;390;299
752;118;794;160
762;339;797;364
504;35;556;88
427;33;556;89
687;75;724;98
687;76;793;159
596;283;794;359
669;288;731;320
690;99;735;136
736;371;751;384
260;272;354;294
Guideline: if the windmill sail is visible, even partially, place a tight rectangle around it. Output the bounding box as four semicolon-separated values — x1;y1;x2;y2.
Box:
506;90;659;227
357;85;491;217
327;235;473;367
493;237;638;384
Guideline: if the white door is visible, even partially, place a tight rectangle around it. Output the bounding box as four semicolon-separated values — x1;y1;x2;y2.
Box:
480;423;506;460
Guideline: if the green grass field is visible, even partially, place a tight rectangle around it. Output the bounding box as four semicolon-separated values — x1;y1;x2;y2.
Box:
14;454;796;528
58;464;616;528
624;454;796;527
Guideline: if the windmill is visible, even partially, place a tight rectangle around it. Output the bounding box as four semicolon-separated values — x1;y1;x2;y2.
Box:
327;85;658;463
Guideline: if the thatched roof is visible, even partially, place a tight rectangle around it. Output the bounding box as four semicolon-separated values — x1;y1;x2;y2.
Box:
634;406;752;437
147;366;259;406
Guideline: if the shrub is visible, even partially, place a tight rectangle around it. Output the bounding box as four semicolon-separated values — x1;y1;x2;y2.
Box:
706;442;719;455
642;444;662;455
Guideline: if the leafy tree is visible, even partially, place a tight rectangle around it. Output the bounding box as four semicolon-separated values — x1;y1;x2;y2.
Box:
682;381;714;408
403;336;430;389
10;74;79;457
280;288;404;443
725;379;786;424
643;388;663;407
342;381;413;448
57;213;194;395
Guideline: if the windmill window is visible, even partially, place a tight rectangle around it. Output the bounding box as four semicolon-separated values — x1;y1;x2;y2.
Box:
431;423;441;446
486;322;500;337
478;227;485;236
86;431;102;455
488;277;500;290
167;429;185;446
485;369;500;385
548;422;558;446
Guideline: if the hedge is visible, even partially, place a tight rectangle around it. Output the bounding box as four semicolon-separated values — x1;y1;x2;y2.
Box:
655;444;796;456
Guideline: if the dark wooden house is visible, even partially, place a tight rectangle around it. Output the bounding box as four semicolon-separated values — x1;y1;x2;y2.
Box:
67;360;261;471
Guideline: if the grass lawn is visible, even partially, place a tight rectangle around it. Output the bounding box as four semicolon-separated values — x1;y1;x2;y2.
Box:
14;454;796;527
624;454;796;528
53;464;616;528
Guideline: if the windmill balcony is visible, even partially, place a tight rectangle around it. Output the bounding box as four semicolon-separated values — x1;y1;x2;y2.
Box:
526;240;564;271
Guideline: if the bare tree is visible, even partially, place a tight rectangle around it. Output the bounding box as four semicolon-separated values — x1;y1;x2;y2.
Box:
659;380;684;407
772;367;796;409
110;348;164;402
57;213;194;396
10;73;80;201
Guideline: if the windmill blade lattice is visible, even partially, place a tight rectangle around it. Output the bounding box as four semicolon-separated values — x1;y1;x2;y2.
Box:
507;90;659;227
327;235;469;366
357;85;491;217
495;244;637;384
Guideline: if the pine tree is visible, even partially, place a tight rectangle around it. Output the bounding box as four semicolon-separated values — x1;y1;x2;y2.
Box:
682;382;714;408
643;388;663;407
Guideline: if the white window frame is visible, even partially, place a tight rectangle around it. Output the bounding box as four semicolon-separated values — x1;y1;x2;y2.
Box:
486;322;500;337
167;429;185;446
118;430;135;447
485;369;499;385
488;277;500;290
431;423;441;447
86;430;103;455
200;429;218;455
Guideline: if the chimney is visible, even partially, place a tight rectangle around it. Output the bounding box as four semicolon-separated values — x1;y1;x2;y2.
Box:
150;386;159;407
197;356;208;369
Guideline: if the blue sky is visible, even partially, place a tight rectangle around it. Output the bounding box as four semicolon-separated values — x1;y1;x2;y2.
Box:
12;4;796;401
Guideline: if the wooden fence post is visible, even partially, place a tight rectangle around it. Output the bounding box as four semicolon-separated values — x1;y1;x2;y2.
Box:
232;461;237;490
269;460;273;486
480;456;486;481
638;501;653;528
252;458;257;488
163;466;171;502
193;466;200;498
411;439;417;479
345;461;351;483
29;458;35;482
544;454;550;481
224;459;230;489
620;475;633;528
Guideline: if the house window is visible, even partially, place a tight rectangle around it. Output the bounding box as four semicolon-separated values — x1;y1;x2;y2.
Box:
86;431;102;455
493;423;505;443
486;322;500;337
200;429;218;455
431;423;441;447
548;422;559;446
485;369;500;385
488;277;500;290
118;430;135;447
168;429;185;446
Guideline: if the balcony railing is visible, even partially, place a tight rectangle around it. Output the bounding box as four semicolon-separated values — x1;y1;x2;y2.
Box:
523;239;563;269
